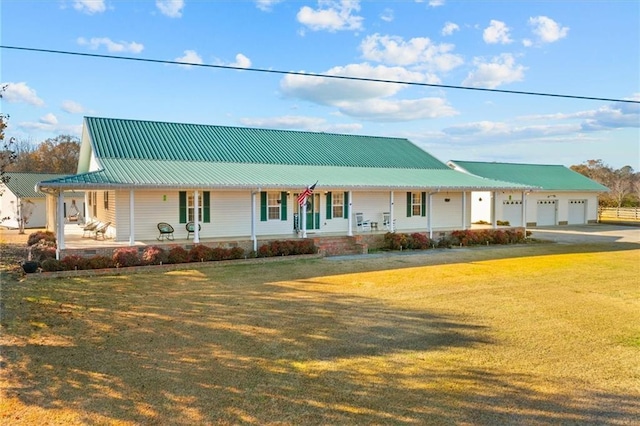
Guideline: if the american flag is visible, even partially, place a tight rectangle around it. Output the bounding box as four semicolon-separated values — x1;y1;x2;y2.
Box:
297;182;317;207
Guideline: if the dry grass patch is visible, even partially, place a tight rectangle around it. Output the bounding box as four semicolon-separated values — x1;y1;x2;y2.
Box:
1;243;639;425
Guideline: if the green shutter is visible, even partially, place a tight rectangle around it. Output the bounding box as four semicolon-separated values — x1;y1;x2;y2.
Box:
203;191;211;223
421;192;426;217
406;192;412;217
343;192;349;218
179;191;187;223
326;192;332;219
260;191;267;222
280;192;287;221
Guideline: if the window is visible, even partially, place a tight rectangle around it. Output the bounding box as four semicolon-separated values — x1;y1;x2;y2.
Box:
332;192;344;218
412;192;422;216
104;191;109;210
267;192;281;220
187;193;203;222
179;191;211;224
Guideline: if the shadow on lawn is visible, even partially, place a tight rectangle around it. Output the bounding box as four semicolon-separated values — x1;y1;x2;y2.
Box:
2;261;639;424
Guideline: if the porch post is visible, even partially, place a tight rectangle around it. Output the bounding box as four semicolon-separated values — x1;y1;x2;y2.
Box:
194;190;200;243
462;191;467;230
129;190;135;246
389;191;395;232
428;192;433;239
302;196;307;238
522;191;527;231
56;190;65;259
492;191;498;229
251;191;257;252
347;190;353;236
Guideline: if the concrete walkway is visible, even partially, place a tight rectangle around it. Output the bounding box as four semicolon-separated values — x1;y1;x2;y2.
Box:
529;224;640;244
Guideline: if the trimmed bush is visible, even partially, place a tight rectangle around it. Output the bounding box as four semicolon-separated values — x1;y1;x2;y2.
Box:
167;246;189;264
408;233;431;249
61;255;89;271
257;240;316;258
86;255;115;270
41;258;63;272
27;231;56;247
189;245;214;262
112;247;141;268
142;246;168;265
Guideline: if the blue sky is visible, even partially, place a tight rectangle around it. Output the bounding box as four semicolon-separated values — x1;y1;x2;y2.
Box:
1;0;639;170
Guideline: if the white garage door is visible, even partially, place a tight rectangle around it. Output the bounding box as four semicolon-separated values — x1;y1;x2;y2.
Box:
502;200;523;226
568;199;587;224
537;200;557;226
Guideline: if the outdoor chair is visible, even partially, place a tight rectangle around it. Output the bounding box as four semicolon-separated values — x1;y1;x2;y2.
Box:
383;212;394;231
94;222;111;240
355;212;371;232
157;222;175;241
82;220;101;238
186;221;201;239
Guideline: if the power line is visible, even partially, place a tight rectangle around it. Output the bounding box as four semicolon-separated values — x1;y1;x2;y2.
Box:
2;45;639;104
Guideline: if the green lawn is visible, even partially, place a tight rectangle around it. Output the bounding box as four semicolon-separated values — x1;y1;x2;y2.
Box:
1;243;639;425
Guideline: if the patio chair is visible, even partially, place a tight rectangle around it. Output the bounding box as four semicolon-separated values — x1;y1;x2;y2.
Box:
82;220;101;238
355;212;371;232
94;222;111;240
186;221;201;239
157;222;175;241
383;212;394;231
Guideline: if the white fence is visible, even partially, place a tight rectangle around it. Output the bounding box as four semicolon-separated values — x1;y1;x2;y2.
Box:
599;207;640;220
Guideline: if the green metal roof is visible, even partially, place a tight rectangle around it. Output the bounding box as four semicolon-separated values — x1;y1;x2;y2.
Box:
2;172;83;198
450;161;609;192
84;116;449;169
39;159;533;191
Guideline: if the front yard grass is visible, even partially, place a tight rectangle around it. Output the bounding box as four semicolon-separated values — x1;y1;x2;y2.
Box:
1;243;639;425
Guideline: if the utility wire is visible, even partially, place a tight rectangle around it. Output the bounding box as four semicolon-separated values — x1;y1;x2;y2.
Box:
2;45;639;104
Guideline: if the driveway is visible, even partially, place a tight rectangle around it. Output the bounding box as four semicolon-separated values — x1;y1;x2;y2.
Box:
529;224;640;244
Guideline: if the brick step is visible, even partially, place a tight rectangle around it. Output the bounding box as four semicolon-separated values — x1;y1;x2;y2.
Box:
313;236;366;257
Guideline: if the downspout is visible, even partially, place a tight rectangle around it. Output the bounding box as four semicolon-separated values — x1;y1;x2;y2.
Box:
462;191;467;230
522;191;527;232
492;191;498;229
389;191;395;232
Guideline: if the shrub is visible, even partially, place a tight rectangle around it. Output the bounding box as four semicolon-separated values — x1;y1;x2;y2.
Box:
408;233;431;250
141;246;168;265
229;246;245;259
383;232;409;250
61;255;89;271
112;247;141;267
27;231;56;247
40;258;63;272
256;240;315;258
189;244;214;262
256;244;273;258
167;246;189;264
86;255;114;269
29;243;57;262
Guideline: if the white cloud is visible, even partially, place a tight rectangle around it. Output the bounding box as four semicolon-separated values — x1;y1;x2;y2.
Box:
73;0;106;14
360;33;463;72
229;53;252;69
77;37;144;53
441;22;459;36
156;0;184;18
528;16;569;43
240;115;362;133
522;39;533;47
61;100;86;114
337;97;458;121
17;120;83;136
380;8;394;22
40;113;58;125
1;82;45;106
462;53;526;89
297;0;364;32
428;0;445;7
255;0;284;12
483;20;512;44
175;50;203;68
281;63;428;105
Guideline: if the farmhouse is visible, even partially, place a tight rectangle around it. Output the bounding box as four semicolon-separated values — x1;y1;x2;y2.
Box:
36;117;533;256
0;172;84;230
447;161;609;227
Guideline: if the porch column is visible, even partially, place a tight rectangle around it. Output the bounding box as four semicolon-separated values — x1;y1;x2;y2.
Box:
428;192;434;239
194;190;200;243
129;190;135;246
301;197;308;238
251;191;257;252
522;191;527;231
389;191;395;232
56;190;65;259
347;190;353;236
462;191;467;230
492;191;498;229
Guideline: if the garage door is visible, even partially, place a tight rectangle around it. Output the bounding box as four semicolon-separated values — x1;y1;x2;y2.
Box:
568;199;586;224
502;200;522;226
537;200;557;226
